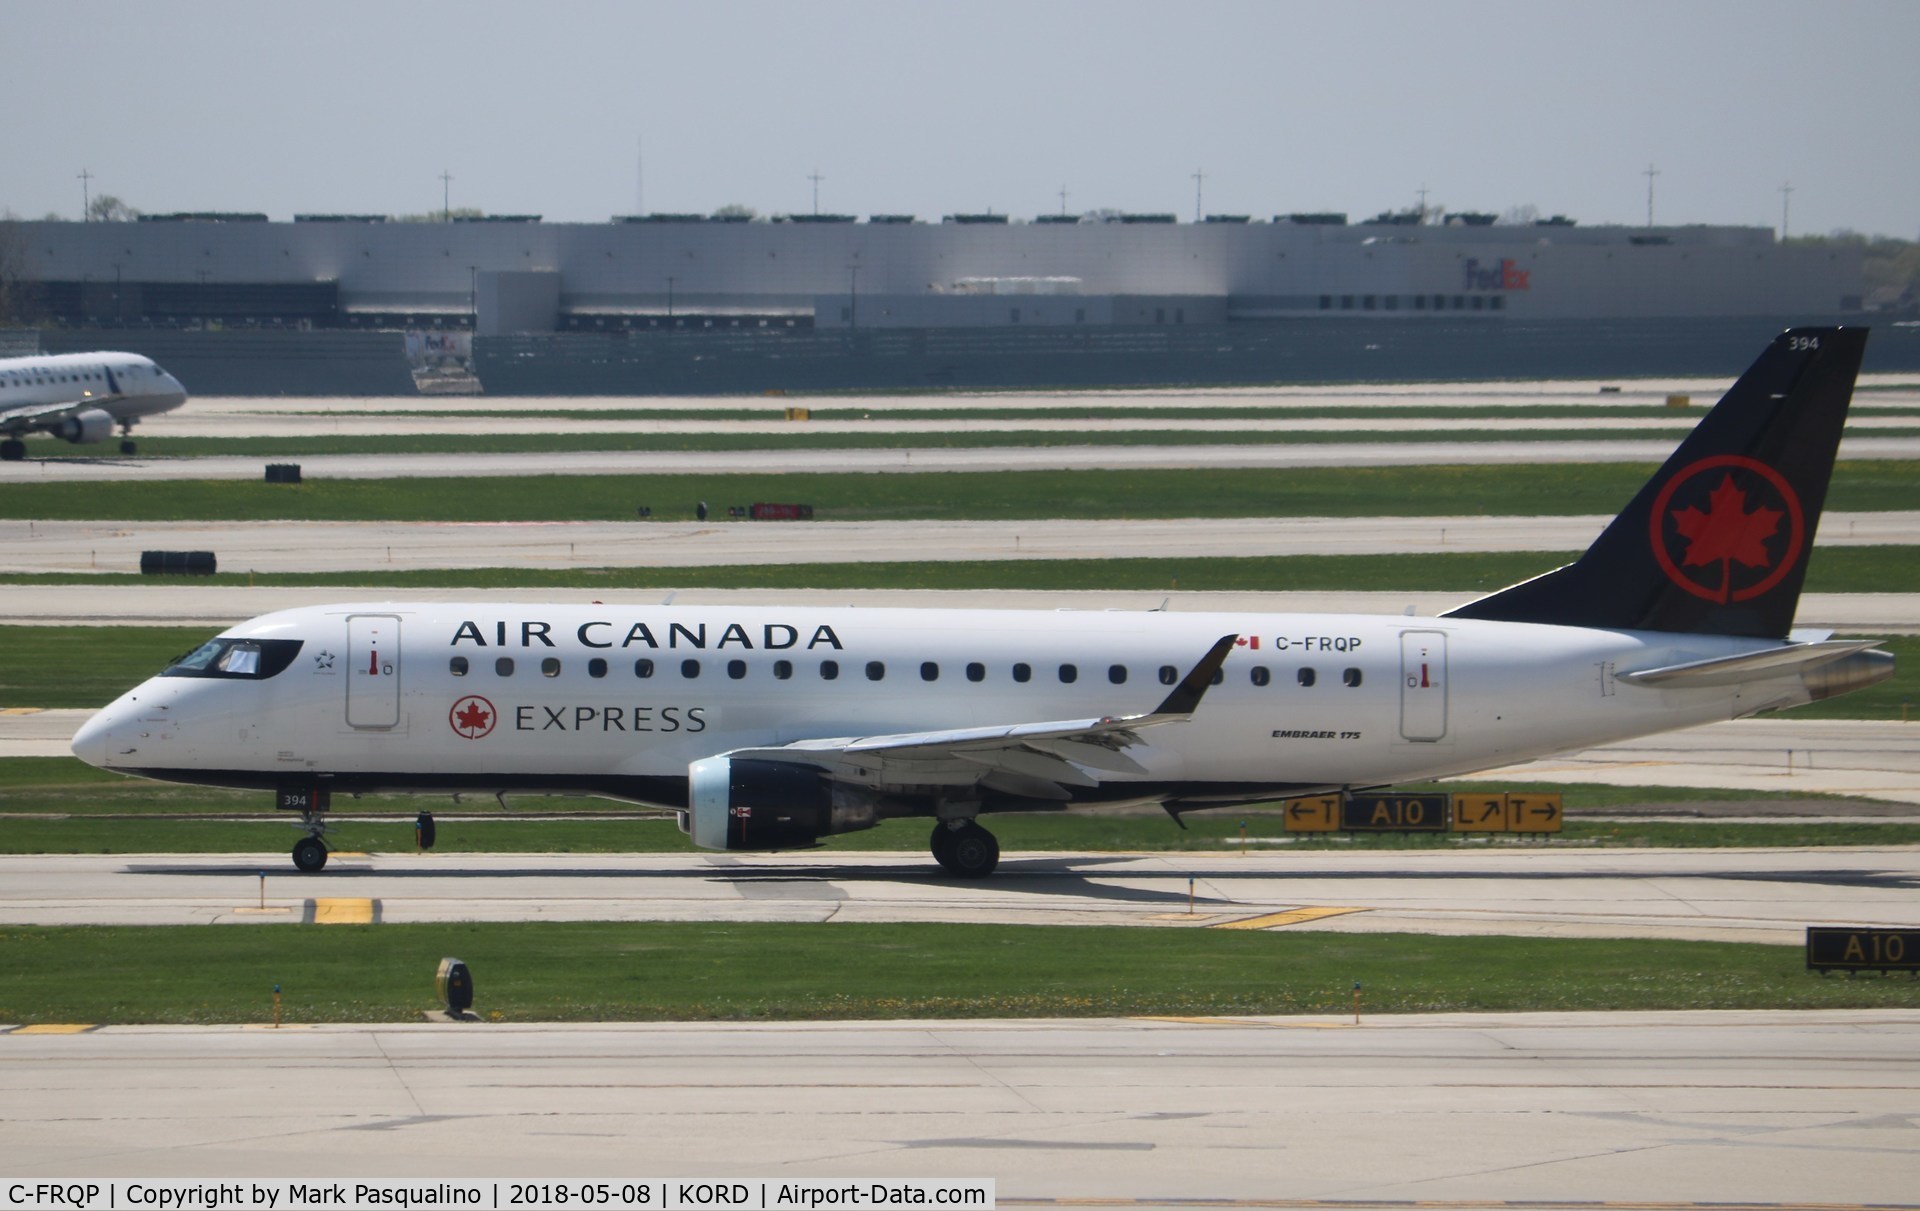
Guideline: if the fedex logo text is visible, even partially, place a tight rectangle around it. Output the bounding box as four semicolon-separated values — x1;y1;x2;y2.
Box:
1462;258;1531;291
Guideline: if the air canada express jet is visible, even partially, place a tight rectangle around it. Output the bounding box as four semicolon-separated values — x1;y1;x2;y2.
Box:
0;350;187;459
71;329;1893;876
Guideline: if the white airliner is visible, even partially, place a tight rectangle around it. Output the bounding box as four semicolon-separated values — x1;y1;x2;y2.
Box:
71;328;1893;875
0;350;188;460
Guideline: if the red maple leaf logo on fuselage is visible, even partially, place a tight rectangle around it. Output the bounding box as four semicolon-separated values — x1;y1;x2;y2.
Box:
450;695;497;739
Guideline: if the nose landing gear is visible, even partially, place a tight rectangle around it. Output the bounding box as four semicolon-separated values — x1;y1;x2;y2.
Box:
292;834;329;872
930;820;1000;878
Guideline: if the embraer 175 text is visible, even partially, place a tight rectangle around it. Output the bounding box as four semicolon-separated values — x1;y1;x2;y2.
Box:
72;329;1893;876
0;350;187;460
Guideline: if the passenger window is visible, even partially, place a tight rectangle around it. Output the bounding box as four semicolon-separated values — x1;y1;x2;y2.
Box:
495;657;515;676
634;658;655;679
866;661;886;681
773;659;793;680
1058;664;1078;683
450;656;469;677
820;660;840;680
1108;664;1127;685
727;659;747;680
966;662;985;682
541;657;561;677
920;661;939;682
1251;667;1271;687
681;658;701;679
588;658;607;679
1343;667;1363;687
1297;667;1316;687
1013;663;1032;683
1158;665;1178;686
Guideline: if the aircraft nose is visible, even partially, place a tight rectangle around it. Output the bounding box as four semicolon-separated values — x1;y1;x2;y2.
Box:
70;708;112;768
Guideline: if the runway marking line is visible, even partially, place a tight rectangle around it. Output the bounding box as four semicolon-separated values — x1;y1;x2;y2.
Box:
10;1024;98;1034
1211;906;1369;930
307;898;377;925
0;707;43;716
1134;1016;1353;1030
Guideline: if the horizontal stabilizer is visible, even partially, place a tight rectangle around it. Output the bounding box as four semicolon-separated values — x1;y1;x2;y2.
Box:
1618;640;1886;688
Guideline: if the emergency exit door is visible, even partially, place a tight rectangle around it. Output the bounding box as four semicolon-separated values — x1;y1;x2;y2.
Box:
347;614;401;729
1399;630;1447;742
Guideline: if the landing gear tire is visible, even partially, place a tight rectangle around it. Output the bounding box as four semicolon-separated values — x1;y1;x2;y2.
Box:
119;439;136;456
0;440;24;462
292;836;329;872
932;821;999;878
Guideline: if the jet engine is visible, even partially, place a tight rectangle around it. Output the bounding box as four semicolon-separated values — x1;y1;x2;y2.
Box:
686;756;882;851
56;409;115;445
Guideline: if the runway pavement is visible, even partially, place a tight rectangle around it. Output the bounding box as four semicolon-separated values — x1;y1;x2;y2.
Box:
2;1011;1917;1208
8;435;1920;481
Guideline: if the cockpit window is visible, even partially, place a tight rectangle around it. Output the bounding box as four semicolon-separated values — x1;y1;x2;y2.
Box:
162;637;304;680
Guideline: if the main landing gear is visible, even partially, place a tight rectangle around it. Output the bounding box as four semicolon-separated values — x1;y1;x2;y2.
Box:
0;439;25;462
930;820;1000;878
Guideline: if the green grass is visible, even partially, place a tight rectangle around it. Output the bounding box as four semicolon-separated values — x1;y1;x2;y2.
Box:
5;461;1920;522
9;546;1920;596
2;922;1915;1025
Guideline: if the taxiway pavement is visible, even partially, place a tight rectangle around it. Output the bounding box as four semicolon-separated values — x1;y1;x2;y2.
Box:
4;843;1918;942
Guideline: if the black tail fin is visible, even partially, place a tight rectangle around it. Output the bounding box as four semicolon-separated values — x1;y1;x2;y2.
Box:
1445;327;1868;638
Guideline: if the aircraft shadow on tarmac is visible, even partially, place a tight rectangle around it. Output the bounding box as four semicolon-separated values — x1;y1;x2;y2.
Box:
119;855;1920;908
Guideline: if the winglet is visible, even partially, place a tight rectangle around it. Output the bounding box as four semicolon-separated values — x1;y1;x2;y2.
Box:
1150;634;1238;717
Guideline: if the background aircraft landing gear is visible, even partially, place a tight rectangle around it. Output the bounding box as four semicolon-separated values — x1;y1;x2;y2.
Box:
119;439;136;456
931;820;999;878
0;439;24;461
292;835;328;872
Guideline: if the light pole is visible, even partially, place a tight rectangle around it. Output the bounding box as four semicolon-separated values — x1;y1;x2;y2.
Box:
848;265;859;329
1779;181;1795;239
666;275;675;320
440;170;453;222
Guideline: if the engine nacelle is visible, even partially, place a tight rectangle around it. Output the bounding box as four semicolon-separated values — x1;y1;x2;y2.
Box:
57;408;115;445
687;756;880;851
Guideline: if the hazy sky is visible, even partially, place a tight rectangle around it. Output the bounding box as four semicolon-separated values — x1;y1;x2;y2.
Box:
9;0;1917;238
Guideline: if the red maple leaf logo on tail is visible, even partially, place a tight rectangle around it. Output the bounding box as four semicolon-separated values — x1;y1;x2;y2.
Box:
1669;474;1783;604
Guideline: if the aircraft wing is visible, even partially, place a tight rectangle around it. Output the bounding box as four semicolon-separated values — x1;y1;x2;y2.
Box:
721;633;1238;800
0;394;124;435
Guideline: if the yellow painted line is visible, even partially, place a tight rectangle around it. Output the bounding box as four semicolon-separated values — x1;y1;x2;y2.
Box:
311;898;375;924
13;1024;98;1034
0;707;43;716
327;851;369;859
1212;906;1369;930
